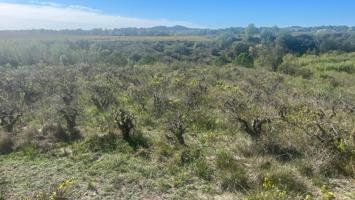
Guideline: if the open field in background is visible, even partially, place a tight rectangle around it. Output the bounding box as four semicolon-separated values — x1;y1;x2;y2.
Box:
0;33;213;42
84;35;213;42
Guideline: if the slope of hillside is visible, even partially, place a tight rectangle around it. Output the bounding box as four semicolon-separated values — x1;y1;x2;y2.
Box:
0;32;354;199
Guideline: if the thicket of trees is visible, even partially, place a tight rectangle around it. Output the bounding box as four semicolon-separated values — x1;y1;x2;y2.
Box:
1;25;354;72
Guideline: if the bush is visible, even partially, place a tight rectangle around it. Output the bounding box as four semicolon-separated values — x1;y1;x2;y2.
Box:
180;147;201;165
0;132;13;155
296;160;314;177
113;109;149;149
214;55;229;66
59;106;82;141
114;109;135;144
154;142;175;161
216;150;250;192
216;150;237;170
90;82;116;112
194;159;213;181
13;127;40;149
128;130;150;149
0;104;22;133
279;64;313;79
139;55;156;65
324;62;355;73
68;128;82;142
42;123;68;142
317;154;352;177
263;167;308;194
108;52;128;66
234;52;254;67
166;115;187;146
220;170;249;192
256;139;302;162
80;132;131;153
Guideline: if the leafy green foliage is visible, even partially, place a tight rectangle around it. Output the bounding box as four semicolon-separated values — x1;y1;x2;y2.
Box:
234;52;254;67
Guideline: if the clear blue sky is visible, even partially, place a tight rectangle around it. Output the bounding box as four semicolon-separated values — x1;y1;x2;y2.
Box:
1;0;355;29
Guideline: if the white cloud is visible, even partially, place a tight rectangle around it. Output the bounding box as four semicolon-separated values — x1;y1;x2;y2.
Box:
0;2;195;30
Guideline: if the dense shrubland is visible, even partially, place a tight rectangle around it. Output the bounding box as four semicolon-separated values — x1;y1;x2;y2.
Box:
0;26;354;199
1;25;355;69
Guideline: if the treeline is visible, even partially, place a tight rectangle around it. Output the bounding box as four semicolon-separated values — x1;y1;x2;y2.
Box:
213;25;355;71
0;40;214;67
0;25;354;36
0;26;213;37
1;25;354;74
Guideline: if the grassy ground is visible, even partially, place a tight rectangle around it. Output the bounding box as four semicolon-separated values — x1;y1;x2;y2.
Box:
0;137;220;199
1;140;354;200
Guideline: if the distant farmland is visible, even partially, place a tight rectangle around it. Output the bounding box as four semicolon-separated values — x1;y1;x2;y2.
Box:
0;32;213;42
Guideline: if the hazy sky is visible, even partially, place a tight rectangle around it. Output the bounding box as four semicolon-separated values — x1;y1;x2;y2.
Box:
0;0;354;30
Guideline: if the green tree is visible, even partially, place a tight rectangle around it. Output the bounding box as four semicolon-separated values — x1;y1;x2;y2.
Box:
260;29;276;44
257;44;283;71
109;52;128;66
245;24;258;39
232;42;250;57
214;54;229;66
234;53;254;67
